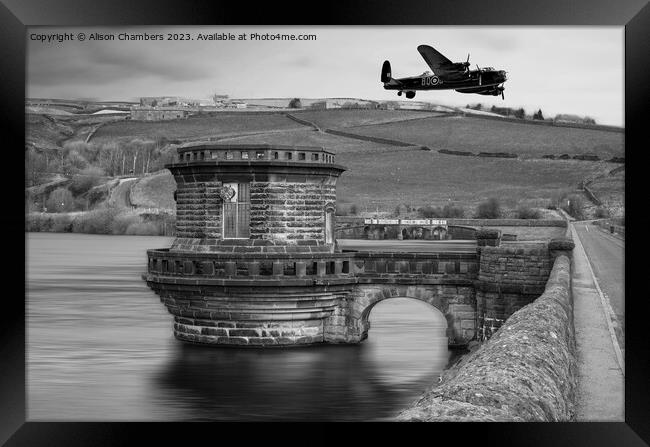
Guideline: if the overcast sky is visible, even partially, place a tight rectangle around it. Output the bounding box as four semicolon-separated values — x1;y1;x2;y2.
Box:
27;26;623;126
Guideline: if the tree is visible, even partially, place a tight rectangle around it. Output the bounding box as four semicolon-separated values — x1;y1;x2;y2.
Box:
418;205;442;218
46;187;74;212
533;109;544;120
516;205;541;219
26;147;48;187
562;194;586;220
98;141;121;176
288;98;302;108
442;203;465;218
514;108;525;119
69;166;105;195
475;198;501;219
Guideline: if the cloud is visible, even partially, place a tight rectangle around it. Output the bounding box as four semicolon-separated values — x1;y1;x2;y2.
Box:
25;26;623;125
286;55;315;68
28;35;218;88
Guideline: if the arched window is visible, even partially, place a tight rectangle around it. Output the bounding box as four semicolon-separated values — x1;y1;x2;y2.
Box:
324;202;336;244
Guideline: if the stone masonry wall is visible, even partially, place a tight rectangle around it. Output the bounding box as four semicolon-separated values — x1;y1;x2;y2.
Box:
476;244;552;335
174;180;223;239
398;255;576;421
249;181;336;243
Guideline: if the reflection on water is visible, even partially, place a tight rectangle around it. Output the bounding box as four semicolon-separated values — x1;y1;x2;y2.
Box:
27;233;461;421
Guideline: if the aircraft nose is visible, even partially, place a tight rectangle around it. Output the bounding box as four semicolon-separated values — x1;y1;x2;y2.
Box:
500;70;507;80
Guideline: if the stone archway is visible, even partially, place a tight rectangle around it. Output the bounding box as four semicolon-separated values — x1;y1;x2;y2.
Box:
323;285;476;347
359;295;448;343
432;226;448;240
349;285;463;344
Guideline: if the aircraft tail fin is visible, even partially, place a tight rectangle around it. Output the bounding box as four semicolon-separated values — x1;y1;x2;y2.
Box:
381;60;392;83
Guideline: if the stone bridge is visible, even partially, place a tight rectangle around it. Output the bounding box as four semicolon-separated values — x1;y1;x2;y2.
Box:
335;216;566;241
144;143;554;348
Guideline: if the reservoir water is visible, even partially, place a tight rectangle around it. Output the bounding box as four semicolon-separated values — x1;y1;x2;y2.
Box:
27;232;458;421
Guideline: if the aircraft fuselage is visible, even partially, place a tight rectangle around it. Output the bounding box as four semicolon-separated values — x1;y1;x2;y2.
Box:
384;69;507;92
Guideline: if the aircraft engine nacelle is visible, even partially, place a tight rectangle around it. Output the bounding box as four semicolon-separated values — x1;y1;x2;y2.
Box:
381;60;392;83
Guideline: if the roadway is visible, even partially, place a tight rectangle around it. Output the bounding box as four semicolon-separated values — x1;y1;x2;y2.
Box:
573;221;625;352
338;239;477;253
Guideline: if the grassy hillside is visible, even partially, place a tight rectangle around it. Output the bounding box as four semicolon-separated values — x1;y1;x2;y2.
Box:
91;113;304;143
289;109;448;129
27;108;624;218
588;169;625;217
220;127;612;209
26;114;75;149
220;128;402;153
129;170;177;210
346;115;623;159
26;113;129;150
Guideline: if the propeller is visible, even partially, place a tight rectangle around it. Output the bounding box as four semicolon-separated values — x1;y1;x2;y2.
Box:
497;84;505;100
463;53;471;75
477;64;482;86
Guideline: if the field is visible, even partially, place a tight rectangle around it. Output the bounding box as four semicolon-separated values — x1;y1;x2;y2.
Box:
289;109;447;129
220;128;400;153
220;126;613;210
26;114;75;149
588;169;625;217
26;113;130;149
91;113;305;143
27;108;625;217
345;115;624;159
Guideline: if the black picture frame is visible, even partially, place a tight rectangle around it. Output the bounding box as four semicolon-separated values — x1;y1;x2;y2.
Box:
3;0;648;444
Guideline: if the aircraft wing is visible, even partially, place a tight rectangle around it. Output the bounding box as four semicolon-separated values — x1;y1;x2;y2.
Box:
417;45;456;77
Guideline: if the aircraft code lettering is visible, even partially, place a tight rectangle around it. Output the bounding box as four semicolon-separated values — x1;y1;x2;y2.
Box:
421;76;440;86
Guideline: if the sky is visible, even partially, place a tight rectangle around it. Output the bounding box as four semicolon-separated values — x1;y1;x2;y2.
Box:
27;26;624;126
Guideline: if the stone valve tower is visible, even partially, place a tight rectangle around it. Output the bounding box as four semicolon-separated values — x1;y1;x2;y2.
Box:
144;143;555;348
144;143;354;346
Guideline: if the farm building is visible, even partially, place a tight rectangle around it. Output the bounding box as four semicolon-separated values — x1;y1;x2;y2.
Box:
139;96;200;107
130;107;191;121
554;113;596;125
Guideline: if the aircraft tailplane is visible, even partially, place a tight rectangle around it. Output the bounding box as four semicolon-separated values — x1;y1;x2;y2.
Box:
381;60;392;83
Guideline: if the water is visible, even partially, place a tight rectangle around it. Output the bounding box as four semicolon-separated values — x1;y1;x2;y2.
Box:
27;232;460;421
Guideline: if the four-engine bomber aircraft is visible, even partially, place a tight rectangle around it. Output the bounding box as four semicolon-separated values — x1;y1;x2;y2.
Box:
381;45;508;99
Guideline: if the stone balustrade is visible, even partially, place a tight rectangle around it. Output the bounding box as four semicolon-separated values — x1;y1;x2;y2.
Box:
176;143;336;165
146;249;478;283
146;248;354;281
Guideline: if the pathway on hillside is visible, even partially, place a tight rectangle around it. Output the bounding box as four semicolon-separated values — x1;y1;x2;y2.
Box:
570;222;624;421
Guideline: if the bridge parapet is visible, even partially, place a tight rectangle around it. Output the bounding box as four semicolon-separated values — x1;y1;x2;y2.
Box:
348;251;478;279
146;249;478;283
